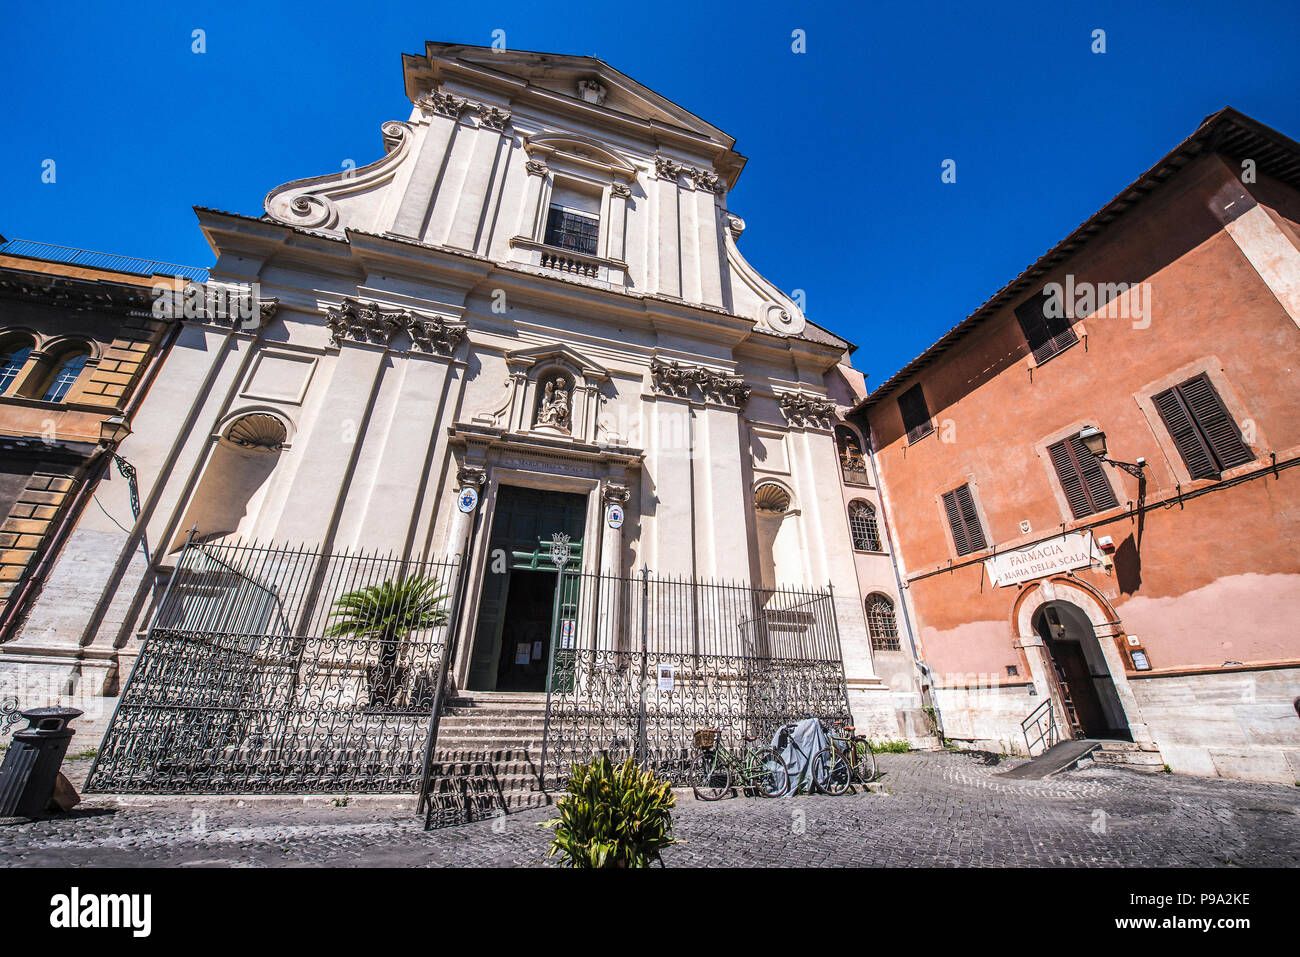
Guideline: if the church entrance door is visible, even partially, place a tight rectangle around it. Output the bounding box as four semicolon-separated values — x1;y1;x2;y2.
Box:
466;484;587;692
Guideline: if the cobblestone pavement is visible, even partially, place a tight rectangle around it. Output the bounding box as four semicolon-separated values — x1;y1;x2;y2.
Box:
1;752;1296;867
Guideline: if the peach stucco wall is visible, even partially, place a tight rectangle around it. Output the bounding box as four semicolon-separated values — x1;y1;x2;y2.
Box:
865;151;1300;680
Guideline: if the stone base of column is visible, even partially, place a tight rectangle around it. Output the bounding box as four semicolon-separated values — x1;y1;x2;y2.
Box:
846;677;900;741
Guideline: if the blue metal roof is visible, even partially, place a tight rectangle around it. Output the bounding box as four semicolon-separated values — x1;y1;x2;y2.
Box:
0;238;210;282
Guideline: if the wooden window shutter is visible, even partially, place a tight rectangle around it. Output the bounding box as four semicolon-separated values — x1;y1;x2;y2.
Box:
1153;374;1252;479
1048;435;1119;518
942;484;986;556
898;384;934;443
1177;374;1254;471
1015;289;1078;364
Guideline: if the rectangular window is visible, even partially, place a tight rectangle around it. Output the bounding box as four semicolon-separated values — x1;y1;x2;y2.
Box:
543;206;600;256
898;383;934;443
1015;287;1079;364
941;484;987;557
1152;373;1254;480
1048;434;1119;519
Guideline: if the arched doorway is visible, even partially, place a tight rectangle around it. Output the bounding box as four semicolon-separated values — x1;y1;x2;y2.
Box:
1032;599;1130;740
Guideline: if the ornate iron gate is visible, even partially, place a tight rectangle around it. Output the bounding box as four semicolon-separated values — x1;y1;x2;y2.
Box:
538;568;851;787
86;538;464;794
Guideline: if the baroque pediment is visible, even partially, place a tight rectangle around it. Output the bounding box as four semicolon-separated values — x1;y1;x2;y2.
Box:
504;343;609;381
402;43;737;149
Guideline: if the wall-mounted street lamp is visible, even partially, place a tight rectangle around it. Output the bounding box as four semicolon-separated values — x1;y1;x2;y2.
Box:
98;415;140;519
1077;425;1148;479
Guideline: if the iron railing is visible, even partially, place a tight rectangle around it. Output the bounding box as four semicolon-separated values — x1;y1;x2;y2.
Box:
87;538;464;794
537;569;850;787
1021;697;1059;757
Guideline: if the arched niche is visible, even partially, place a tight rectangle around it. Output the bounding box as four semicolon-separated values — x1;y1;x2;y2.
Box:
502;343;610;444
174;411;290;549
753;479;802;589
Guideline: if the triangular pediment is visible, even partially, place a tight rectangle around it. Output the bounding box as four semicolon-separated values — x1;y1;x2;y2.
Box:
505;342;609;380
403;42;736;150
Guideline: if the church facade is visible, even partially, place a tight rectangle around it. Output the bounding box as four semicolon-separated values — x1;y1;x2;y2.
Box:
2;42;900;752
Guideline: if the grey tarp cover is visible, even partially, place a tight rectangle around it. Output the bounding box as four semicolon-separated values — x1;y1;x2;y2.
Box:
770;717;831;796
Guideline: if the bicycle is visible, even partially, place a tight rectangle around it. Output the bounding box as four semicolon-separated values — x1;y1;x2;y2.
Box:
690;724;789;801
810;720;877;795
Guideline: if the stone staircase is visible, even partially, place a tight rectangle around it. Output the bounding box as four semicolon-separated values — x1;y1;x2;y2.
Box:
423;692;553;819
1086;740;1166;773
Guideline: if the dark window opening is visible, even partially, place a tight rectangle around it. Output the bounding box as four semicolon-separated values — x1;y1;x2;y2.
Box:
1015;287;1079;364
543;206;600;256
866;594;900;651
849;500;881;552
898;383;933;443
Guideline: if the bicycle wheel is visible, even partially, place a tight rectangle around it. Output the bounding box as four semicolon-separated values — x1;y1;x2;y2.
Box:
750;747;789;798
811;746;852;795
854;739;878;784
690;750;731;801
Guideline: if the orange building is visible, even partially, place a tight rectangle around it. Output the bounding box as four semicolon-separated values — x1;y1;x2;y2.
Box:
854;109;1300;782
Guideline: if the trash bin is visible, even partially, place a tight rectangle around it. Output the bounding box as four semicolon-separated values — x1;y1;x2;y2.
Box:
0;707;83;818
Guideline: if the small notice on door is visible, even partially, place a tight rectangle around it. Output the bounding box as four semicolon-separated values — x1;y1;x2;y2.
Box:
515;643;530;665
532;641;543;660
657;664;675;692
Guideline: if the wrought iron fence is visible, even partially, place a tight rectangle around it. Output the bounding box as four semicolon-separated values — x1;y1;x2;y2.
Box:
86;537;464;794
538;569;850;787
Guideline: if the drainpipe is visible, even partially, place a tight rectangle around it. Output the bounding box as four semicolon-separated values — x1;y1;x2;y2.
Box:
865;427;944;742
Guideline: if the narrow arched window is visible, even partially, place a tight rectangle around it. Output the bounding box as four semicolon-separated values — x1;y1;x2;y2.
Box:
0;338;34;395
866;594;900;651
835;425;869;484
41;348;90;402
848;500;880;551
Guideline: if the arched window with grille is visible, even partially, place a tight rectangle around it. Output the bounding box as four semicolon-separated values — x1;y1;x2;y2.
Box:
866;594;900;651
0;337;35;395
848;499;881;552
40;347;91;403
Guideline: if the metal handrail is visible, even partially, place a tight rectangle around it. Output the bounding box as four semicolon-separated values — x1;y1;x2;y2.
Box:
1021;697;1058;756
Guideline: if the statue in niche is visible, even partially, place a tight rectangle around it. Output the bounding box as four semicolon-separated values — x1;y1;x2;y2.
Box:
535;375;571;432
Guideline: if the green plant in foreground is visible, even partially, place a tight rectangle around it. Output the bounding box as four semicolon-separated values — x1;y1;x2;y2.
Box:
539;755;678;868
870;739;911;754
326;574;448;706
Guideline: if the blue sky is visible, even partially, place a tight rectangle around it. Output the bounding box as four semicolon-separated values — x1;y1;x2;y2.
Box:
3;1;1298;384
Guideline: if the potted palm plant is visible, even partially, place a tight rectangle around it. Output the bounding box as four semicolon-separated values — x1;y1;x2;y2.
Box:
326;574;449;709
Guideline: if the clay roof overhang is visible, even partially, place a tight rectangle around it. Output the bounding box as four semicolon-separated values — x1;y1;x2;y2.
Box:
853;107;1300;415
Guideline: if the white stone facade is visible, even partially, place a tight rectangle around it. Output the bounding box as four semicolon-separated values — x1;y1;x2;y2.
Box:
3;43;896;740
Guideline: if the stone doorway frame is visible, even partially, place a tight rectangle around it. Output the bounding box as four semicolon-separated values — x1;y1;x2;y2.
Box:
451;465;603;691
1012;576;1155;748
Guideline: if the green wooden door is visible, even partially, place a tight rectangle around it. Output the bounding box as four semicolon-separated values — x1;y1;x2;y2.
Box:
466;485;587;691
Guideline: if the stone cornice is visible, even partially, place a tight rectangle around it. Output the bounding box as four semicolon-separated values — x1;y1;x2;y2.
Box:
325;296;467;354
194;210;849;365
0;270;155;317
